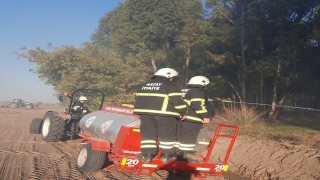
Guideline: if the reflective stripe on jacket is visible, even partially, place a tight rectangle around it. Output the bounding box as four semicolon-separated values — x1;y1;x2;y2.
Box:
133;78;187;117
71;101;83;114
182;86;210;123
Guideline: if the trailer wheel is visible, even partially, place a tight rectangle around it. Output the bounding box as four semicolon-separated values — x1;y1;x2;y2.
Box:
29;118;43;134
76;144;106;172
193;128;211;154
41;112;65;142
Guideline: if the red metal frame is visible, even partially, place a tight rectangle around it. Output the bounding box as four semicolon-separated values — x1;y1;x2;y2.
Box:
78;132;112;152
112;127;141;156
79;124;239;178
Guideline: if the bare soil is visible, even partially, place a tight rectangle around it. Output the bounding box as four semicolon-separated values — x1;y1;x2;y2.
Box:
0;105;319;180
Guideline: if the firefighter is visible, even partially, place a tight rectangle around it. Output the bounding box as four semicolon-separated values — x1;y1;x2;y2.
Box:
176;76;213;162
65;96;87;136
71;96;87;116
133;68;188;164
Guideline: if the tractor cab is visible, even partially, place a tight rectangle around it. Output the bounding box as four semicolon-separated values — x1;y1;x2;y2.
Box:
56;89;105;139
59;89;104;119
13;99;23;105
29;88;105;142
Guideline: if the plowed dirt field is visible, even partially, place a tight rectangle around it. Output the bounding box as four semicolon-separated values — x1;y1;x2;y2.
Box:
0;105;319;180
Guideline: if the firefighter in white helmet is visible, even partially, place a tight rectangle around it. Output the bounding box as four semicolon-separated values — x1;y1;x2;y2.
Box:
133;68;188;164
65;96;88;137
176;76;214;162
71;96;87;115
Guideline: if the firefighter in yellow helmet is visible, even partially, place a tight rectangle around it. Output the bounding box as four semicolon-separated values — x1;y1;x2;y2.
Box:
133;68;187;164
176;76;214;162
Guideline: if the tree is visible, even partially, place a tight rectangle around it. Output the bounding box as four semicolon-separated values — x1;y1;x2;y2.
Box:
14;43;150;105
174;0;211;84
205;0;320;118
93;0;174;72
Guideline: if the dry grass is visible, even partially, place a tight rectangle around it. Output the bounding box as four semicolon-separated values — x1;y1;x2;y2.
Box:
239;123;320;149
217;101;266;128
206;101;320;149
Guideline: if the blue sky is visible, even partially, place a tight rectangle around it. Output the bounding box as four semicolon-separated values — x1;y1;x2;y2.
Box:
0;0;124;103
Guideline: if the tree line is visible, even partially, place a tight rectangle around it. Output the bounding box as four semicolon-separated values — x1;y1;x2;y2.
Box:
15;0;320;118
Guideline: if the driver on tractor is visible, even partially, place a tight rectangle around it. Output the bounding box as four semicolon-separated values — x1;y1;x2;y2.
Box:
71;96;87;115
65;96;87;137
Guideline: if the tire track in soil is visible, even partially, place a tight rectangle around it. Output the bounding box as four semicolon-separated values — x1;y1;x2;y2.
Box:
0;155;11;180
3;139;47;144
0;116;38;180
109;167;135;180
0;154;34;180
101;171;118;180
0;112;26;141
50;142;83;179
0;121;11;142
0;150;63;158
82;172;100;180
29;141;82;180
5;121;22;149
0;121;35;179
28;157;67;180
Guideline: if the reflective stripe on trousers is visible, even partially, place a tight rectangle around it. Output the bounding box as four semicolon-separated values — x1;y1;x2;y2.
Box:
141;140;157;149
159;141;176;149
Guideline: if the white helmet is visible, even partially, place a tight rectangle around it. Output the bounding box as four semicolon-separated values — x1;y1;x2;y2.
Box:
153;68;178;78
79;96;87;101
188;76;210;86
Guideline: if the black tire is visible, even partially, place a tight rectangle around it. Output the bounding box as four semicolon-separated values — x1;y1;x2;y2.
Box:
29;118;43;134
41;112;66;142
7;103;18;108
76;144;106;172
25;104;33;109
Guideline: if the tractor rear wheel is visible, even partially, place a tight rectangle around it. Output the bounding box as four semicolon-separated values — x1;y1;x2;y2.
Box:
29;118;43;134
7;103;18;108
76;144;106;172
41;112;66;142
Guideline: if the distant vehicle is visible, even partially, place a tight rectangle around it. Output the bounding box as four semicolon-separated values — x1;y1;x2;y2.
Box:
6;99;34;109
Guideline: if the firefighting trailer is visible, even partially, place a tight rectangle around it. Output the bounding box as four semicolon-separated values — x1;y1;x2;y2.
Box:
76;105;239;178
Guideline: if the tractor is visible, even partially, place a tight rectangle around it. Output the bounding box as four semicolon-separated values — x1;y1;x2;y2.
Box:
6;99;34;109
29;89;105;142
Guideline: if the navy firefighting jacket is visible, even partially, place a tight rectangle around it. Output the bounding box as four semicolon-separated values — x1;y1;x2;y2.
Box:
181;85;213;123
133;77;187;117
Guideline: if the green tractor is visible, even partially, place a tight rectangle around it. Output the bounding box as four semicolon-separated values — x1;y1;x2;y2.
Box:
6;99;34;109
